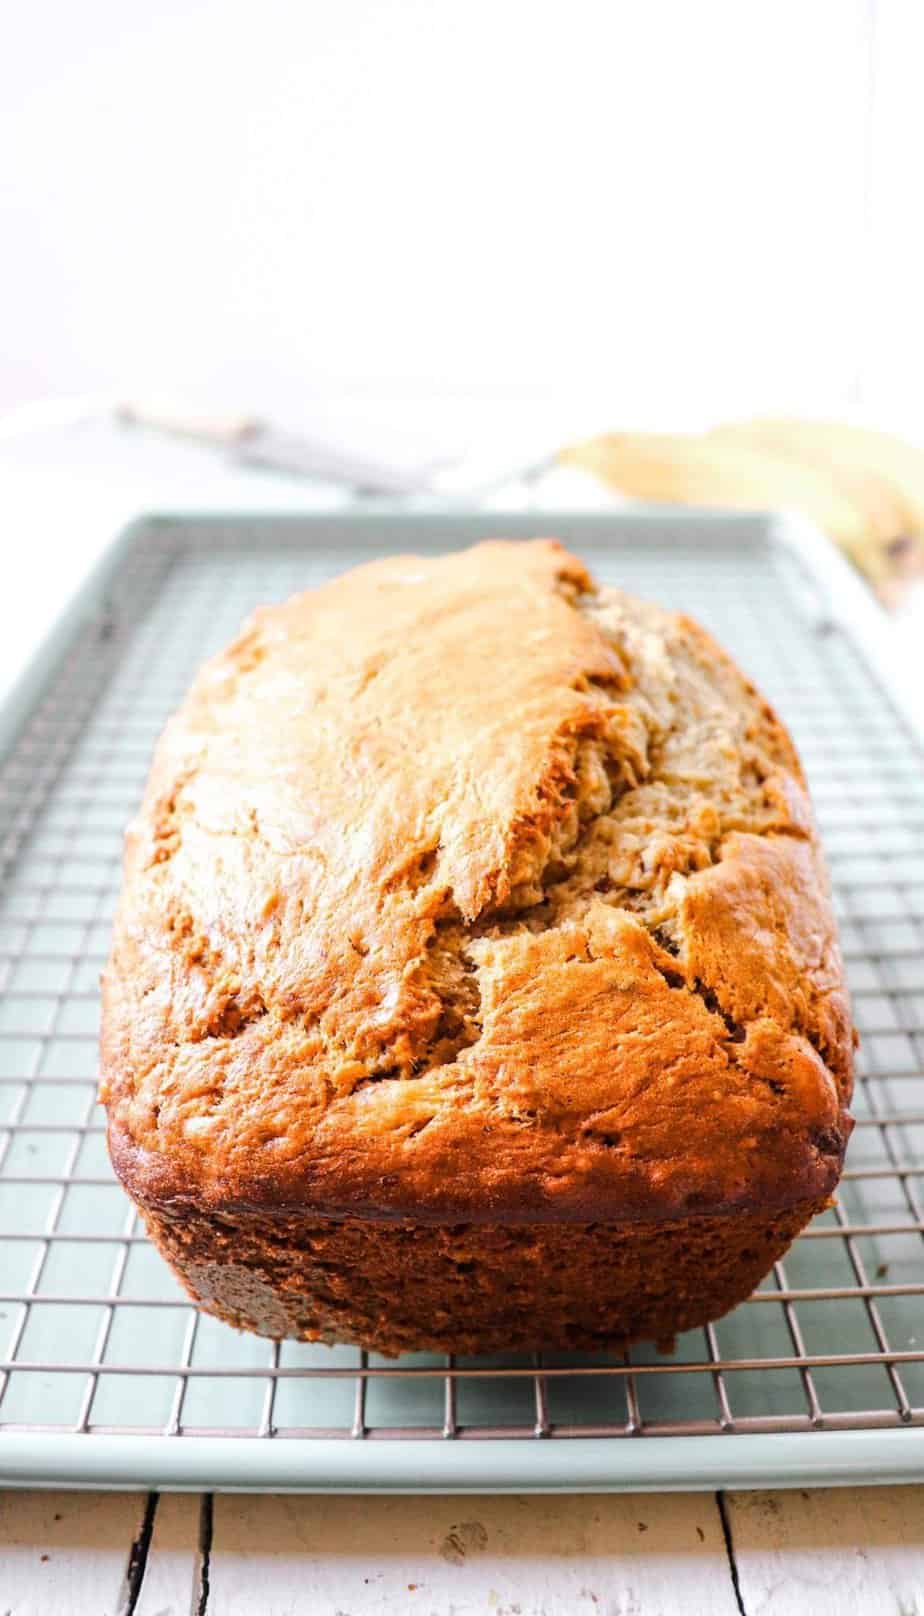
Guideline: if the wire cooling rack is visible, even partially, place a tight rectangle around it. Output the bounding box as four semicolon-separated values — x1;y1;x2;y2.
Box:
1;510;923;1489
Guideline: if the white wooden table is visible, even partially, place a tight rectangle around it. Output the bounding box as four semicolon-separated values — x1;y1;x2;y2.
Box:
2;1485;923;1614
1;418;923;1613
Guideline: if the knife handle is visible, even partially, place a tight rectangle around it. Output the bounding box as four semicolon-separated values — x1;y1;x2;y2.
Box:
115;398;261;447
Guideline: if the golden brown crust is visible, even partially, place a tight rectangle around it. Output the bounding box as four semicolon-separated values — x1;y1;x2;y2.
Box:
101;539;853;1230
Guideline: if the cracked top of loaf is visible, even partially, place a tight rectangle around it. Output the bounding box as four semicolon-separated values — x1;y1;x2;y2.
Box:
101;539;854;1224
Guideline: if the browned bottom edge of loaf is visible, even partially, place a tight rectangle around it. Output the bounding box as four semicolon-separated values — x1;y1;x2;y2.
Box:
139;1198;827;1356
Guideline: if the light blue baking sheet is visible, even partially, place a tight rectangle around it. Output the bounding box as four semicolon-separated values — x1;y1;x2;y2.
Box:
1;508;922;1489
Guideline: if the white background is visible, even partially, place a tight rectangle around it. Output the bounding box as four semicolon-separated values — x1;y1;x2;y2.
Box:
2;0;922;438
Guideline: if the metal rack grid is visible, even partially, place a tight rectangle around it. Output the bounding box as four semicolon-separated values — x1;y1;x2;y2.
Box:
1;514;923;1449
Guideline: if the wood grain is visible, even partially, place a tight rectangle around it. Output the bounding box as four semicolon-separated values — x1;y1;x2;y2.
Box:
4;1485;924;1613
133;1492;200;1616
0;1489;149;1616
726;1486;924;1615
206;1490;738;1616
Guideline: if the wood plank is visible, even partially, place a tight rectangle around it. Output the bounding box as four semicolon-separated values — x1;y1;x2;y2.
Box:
0;1488;150;1616
726;1485;924;1615
134;1492;201;1616
207;1491;738;1616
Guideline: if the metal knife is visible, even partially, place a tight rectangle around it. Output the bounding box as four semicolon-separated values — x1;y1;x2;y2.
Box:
115;398;555;497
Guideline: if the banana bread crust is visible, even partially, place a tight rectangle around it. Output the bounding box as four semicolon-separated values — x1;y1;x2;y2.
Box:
144;1199;827;1357
101;539;853;1338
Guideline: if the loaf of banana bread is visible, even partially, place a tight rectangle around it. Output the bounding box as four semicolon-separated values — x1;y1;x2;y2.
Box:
100;539;853;1354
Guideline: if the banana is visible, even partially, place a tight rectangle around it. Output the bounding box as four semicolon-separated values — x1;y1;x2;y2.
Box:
559;430;888;581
